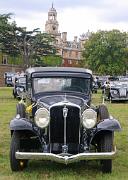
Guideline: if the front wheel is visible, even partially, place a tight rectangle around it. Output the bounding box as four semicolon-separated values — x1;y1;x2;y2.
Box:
10;131;28;171
100;132;113;173
98;104;109;120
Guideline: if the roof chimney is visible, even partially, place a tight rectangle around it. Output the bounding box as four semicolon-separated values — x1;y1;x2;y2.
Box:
62;32;67;42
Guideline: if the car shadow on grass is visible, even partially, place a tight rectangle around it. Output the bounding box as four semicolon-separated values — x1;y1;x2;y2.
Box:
26;160;101;175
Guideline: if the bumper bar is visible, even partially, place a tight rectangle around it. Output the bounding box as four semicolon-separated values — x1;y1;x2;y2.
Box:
16;146;116;164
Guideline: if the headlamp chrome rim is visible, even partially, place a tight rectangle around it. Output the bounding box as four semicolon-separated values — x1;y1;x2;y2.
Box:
112;90;118;95
34;108;50;128
82;108;97;129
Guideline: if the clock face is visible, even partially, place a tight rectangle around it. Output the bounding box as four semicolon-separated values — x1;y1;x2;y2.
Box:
50;16;53;20
52;25;56;31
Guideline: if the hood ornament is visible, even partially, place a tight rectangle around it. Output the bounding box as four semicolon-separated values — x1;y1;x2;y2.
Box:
63;93;68;103
63;106;68;118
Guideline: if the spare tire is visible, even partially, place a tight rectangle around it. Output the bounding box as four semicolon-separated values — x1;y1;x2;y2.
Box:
98;104;109;120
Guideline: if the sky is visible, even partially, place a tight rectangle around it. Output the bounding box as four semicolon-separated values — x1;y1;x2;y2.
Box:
0;0;128;40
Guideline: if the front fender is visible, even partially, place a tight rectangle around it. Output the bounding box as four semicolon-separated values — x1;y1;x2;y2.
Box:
90;118;121;144
97;118;121;131
10;117;33;131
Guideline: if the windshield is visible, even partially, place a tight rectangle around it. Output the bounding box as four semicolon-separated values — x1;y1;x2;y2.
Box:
111;81;128;88
18;77;26;84
33;77;90;94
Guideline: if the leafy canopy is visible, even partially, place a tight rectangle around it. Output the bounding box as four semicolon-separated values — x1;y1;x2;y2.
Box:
82;30;128;75
0;13;60;67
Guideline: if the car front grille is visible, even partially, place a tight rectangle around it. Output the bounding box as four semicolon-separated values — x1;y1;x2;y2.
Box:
119;88;127;97
50;105;80;144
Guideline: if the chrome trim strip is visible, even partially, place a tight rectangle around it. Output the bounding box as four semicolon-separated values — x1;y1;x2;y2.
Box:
111;98;128;101
16;147;116;164
63;106;68;145
49;121;51;153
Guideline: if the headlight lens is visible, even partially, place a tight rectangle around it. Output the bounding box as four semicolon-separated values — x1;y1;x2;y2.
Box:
82;109;97;129
34;108;50;128
112;90;118;95
19;87;24;92
17;87;24;93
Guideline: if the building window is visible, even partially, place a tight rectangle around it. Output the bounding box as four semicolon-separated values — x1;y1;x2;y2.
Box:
76;60;78;65
62;59;65;64
2;55;8;64
69;51;72;57
68;60;72;64
76;51;78;57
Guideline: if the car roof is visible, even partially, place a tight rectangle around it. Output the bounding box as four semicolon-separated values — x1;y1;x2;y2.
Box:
25;67;92;75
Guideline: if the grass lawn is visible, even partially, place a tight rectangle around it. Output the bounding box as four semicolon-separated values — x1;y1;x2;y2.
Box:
0;88;128;180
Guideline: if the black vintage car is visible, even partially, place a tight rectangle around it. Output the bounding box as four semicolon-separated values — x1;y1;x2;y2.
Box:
4;72;15;87
10;67;121;173
12;76;26;99
104;80;128;102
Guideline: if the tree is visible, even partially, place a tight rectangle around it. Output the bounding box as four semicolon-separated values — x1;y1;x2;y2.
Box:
0;14;15;54
0;14;58;67
43;55;62;66
82;30;128;75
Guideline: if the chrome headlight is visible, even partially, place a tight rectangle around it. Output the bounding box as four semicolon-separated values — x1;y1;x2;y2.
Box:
82;109;97;129
34;108;50;128
19;87;24;92
112;90;118;95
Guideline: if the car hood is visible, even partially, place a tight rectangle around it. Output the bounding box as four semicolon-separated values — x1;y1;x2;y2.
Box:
36;94;89;109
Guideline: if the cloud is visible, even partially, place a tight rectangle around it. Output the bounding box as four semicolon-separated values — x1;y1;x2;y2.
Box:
0;0;106;12
0;0;128;40
95;0;128;23
58;7;100;39
0;0;50;12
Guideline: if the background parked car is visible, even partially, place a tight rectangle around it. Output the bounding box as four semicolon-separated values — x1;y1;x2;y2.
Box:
97;76;109;89
92;81;98;93
4;72;16;87
104;80;128;102
13;75;26;99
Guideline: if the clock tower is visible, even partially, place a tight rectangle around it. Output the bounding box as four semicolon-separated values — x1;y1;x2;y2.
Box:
45;4;59;35
44;5;82;68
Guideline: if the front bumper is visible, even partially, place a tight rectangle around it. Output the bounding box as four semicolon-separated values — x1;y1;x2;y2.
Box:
111;97;128;101
16;146;116;164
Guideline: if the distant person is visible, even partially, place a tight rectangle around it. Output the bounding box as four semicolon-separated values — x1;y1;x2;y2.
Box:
20;71;25;76
12;72;20;85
